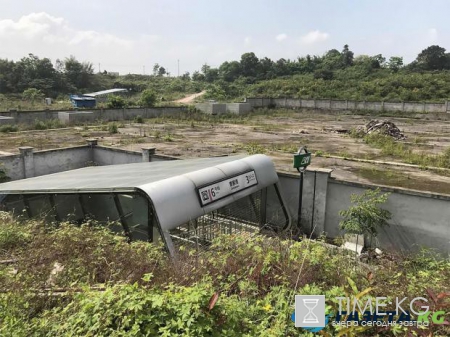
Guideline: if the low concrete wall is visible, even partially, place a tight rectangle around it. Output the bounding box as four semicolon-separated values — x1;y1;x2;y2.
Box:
226;103;251;114
58;111;95;124
195;103;227;115
0;154;23;181
0;116;14;125
33;146;93;176
0;141;176;181
245;97;450;114
278;172;450;255
0;107;187;125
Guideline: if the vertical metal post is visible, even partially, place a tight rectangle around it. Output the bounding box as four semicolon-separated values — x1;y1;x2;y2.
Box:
297;170;304;228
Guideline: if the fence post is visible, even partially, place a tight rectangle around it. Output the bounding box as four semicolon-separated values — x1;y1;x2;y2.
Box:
19;147;35;179
314;99;317;109
142;148;156;162
423;102;426;113
402;101;405;112
446;100;449;113
381;101;385;111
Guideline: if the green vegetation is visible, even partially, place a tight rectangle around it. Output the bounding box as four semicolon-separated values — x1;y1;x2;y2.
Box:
0;125;19;133
0;168;10;183
351;132;450;169
32;119;64;130
107;95;127;109
2;45;450;111
0;213;448;336
108;122;119;134
139;89;157;107
339;188;391;248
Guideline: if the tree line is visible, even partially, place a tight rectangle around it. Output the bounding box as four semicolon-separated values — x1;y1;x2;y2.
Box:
1;45;450;101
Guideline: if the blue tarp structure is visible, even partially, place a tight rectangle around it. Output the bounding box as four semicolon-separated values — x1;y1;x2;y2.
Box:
70;95;96;108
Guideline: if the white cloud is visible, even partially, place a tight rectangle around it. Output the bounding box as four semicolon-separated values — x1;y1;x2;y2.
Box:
276;33;287;42
428;28;438;42
0;12;159;73
300;30;329;44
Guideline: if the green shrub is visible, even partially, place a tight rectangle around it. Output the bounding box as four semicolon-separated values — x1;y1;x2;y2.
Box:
32;119;64;131
107;95;127;109
0;125;18;133
139;89;157;107
108;122;118;134
134;115;144;123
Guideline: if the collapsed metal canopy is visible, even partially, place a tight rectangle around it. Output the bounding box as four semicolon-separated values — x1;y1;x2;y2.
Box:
0;155;281;232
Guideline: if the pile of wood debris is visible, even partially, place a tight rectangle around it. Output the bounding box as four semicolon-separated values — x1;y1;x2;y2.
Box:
361;119;406;140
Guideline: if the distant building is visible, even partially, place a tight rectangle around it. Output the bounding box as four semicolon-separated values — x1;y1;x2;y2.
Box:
70;95;96;108
84;88;128;103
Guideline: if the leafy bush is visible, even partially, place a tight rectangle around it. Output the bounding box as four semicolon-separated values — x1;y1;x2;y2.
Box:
0;125;18;133
107;95;127;109
139;89;157;107
339;188;391;247
108;122;118;134
134;115;144;123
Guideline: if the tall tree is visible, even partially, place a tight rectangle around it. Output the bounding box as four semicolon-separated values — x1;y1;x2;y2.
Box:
341;44;354;67
240;52;259;78
416;45;448;70
64;56;94;92
388;56;403;73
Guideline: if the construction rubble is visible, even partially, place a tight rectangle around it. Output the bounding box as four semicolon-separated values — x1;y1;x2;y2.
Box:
358;119;406;140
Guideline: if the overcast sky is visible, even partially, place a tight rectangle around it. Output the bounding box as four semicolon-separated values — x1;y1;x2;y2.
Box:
1;0;449;75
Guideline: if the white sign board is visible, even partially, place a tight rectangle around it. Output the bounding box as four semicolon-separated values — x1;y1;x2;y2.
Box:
197;170;258;206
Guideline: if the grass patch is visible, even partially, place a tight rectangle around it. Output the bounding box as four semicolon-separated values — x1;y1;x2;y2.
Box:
356;167;450;194
352;132;450;169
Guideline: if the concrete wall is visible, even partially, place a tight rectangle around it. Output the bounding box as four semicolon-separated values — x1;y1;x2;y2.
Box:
195;103;227;115
326;179;450;254
0;116;14;125
33;146;93;176
0;107;187;125
0;142;176;181
245;97;450;114
278;172;450;255
226;103;251;114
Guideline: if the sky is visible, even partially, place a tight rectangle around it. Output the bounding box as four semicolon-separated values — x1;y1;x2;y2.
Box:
0;0;449;75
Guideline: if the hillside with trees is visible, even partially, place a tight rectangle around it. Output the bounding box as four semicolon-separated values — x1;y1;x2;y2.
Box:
1;45;450;108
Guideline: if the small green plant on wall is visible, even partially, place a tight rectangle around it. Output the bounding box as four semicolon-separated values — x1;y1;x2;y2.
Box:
339;188;391;249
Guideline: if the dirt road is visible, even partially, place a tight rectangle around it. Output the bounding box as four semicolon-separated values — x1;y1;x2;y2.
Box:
174;91;205;104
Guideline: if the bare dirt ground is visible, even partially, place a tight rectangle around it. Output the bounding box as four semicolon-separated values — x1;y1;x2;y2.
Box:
1;109;450;194
174;91;205;104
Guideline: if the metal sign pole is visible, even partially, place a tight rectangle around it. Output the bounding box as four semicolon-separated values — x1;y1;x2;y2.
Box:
293;146;311;229
297;169;304;228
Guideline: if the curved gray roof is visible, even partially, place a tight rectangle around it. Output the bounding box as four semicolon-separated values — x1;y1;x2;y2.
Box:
0;155;280;231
